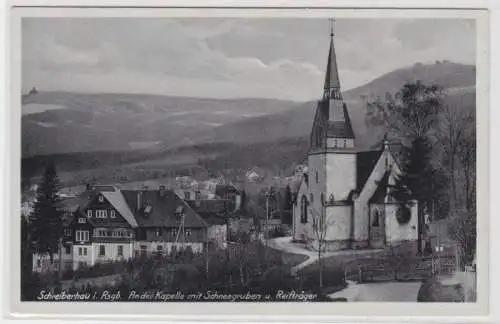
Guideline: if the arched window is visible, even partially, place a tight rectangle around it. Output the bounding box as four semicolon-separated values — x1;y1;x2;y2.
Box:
372;209;380;227
300;195;308;223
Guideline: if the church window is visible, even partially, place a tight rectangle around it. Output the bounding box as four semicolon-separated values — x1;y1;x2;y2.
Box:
300;195;308;223
372;209;380;227
310;193;314;203
320;193;325;205
316;172;318;184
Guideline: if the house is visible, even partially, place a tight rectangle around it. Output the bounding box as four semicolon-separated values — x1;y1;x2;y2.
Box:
245;167;266;183
215;184;241;212
292;28;419;251
121;188;208;256
68;186;138;270
185;199;231;249
32;185;211;272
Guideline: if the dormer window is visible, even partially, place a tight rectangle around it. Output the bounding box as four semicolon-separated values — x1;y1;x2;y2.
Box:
98;195;104;202
78;218;86;224
87;210;92;218
110;210;116;218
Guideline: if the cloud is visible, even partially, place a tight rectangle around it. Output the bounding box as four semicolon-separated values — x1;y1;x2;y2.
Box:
22;18;476;101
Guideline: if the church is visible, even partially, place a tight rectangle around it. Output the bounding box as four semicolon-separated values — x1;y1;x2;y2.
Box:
292;26;419;251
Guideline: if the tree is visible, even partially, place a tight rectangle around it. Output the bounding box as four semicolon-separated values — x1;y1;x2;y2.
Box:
30;162;64;262
366;81;444;142
390;137;447;253
439;102;475;211
308;204;330;291
283;184;294;225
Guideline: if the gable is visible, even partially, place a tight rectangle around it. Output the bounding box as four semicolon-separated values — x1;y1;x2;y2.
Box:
83;191;137;228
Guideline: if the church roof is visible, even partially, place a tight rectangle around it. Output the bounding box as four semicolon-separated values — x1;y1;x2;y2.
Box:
324;30;341;94
356;150;383;191
314;100;356;140
310;22;356;147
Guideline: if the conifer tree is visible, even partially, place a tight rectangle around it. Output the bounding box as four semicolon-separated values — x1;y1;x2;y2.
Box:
30;162;63;261
283;184;293;225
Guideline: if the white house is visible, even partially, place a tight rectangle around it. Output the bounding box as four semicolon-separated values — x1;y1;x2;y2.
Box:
292;28;419;251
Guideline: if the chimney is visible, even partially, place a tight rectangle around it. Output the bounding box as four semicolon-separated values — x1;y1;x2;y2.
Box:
137;191;143;211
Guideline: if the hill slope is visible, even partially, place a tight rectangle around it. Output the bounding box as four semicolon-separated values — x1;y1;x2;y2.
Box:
22;61;475;157
191;62;476;149
22;92;300;156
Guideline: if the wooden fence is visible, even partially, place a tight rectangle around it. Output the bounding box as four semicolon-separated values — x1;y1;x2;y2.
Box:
344;255;457;283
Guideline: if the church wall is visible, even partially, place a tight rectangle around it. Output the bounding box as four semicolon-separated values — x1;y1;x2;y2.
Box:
292;177;311;242
353;151;388;243
384;202;418;244
326;153;356;201
308;153;327;221
324;205;352;250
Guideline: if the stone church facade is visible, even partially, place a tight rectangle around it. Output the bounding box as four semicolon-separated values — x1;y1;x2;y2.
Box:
292;28;419;251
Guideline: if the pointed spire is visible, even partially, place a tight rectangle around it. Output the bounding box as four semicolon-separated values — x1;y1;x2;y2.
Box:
323;18;342;101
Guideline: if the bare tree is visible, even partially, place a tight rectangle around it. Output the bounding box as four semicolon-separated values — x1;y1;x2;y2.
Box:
439;101;474;212
308;203;330;291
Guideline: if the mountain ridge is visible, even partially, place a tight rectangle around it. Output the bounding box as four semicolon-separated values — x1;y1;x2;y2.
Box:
22;61;476;157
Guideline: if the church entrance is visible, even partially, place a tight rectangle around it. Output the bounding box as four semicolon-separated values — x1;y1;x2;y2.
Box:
369;204;386;248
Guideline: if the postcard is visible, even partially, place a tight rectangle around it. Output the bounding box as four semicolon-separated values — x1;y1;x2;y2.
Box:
6;3;490;320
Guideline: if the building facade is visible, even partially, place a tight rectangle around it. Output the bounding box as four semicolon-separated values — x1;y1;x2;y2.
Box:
32;186;217;273
292;28;419;251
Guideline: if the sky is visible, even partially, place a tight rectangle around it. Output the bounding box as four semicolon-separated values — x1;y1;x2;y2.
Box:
22;18;476;101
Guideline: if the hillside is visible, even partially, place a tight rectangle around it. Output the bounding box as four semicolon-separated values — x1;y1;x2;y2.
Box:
22;92;300;156
191;62;476;149
21;61;476;180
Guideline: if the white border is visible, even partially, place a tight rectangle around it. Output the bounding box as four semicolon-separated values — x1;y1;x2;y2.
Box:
2;2;493;322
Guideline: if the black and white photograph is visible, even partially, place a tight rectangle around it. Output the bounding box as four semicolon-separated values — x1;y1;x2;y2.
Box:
9;6;490;317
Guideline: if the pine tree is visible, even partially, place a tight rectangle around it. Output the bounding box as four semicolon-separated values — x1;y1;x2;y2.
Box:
30;162;63;261
391;137;447;253
391;137;436;206
283;184;293;225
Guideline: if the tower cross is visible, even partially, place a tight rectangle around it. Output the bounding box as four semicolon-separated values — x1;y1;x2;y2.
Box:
329;18;336;37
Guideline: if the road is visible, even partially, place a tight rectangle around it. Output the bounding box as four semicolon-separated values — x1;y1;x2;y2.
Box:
266;236;381;274
329;281;422;302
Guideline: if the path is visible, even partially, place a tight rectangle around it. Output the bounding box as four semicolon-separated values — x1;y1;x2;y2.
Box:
328;281;422;301
267;236;381;274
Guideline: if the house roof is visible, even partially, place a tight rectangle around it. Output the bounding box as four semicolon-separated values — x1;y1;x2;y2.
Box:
215;184;240;198
121;190;207;228
356;149;383;192
185;199;230;214
197;212;227;226
102;191;138;228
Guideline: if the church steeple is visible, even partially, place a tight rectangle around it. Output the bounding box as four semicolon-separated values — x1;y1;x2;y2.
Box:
323;19;342;102
309;19;355;151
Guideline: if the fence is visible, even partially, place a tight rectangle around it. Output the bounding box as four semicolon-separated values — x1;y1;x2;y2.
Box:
344;255;457;283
